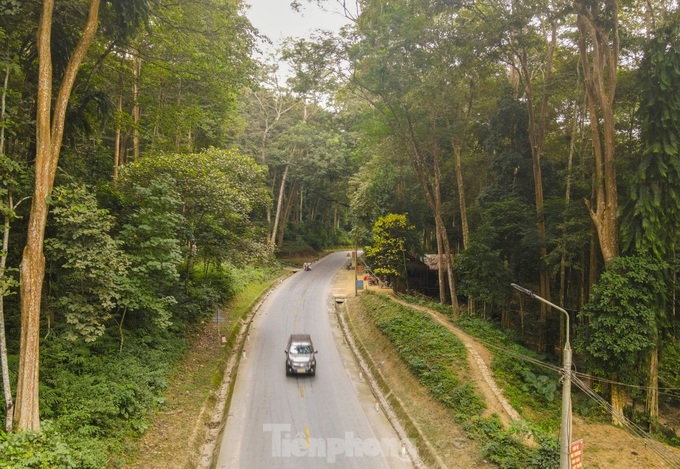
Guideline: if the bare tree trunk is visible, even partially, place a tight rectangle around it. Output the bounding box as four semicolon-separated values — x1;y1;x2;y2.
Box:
354;85;459;315
277;179;297;248
174;82;181;152
518;19;557;352
0;50;8;153
0;57;14;432
424;140;458;313
299;185;304;224
15;0;102;432
576;1;620;263
450;79;474;251
559;99;580;356
435;221;446;304
433;148;459;317
271;164;289;247
113;81;123;180
311;197;319;223
646;342;659;430
452;143;469;250
151;79;161;152
610;374;626;427
132;53;141;161
1;198;14;432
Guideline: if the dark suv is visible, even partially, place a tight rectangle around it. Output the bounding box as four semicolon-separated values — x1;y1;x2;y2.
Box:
285;334;317;376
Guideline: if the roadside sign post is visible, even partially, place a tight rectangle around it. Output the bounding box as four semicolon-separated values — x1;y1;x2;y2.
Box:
570;439;583;469
353;245;358;296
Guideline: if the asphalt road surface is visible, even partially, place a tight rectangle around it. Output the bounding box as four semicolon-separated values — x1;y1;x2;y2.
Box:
216;251;413;468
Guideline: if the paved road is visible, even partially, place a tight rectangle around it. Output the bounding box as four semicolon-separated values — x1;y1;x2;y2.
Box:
216;251;412;468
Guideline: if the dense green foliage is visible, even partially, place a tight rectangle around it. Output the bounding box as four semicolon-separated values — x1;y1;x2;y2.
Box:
622;19;680;260
577;255;667;381
0;0;286;454
1;263;279;466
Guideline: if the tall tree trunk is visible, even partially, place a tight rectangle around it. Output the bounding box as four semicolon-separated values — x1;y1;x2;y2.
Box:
559;98;580;357
403;118;458;315
15;0;102;432
0;58;14;432
299;185;304;224
132;53;141;160
518;19;557;352
113;81;123;180
450;79;475;251
576;1;620;263
610;374;626;427
356;86;459;315
576;0;622;424
646;341;659;430
1;196;14;432
452;143;469;249
433;154;459;317
0;49;8;153
277;179;297;248
435;220;446;304
271;164;289;247
174;82;181;152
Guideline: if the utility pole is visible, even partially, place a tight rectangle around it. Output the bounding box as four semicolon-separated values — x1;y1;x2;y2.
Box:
511;283;572;469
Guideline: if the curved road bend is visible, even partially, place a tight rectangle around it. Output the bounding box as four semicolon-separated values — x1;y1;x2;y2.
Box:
216;251;413;468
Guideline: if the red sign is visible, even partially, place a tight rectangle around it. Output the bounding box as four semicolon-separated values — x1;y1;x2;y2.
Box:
570;439;584;469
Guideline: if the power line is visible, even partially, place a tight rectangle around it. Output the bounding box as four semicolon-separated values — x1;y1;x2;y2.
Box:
455;329;680;466
458;327;680;395
571;375;680;468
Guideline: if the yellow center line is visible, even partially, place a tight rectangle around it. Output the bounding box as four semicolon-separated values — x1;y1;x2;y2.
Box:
305;426;310;447
299;384;305;398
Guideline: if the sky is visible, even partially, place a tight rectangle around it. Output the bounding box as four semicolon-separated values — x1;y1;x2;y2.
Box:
243;0;351;55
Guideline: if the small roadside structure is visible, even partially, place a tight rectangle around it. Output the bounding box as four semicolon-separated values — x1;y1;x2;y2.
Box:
405;253;441;298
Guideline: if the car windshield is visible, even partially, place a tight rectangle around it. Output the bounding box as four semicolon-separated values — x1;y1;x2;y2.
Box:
290;344;313;354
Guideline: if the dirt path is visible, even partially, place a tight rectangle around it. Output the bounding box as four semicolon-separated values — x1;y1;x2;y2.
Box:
345;265;520;428
390;298;521;427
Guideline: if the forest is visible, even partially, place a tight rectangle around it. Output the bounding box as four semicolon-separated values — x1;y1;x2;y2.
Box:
0;0;680;466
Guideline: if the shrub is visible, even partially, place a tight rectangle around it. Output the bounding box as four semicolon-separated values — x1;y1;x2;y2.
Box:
0;421;106;469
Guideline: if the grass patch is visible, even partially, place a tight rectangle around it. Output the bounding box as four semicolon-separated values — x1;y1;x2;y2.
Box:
404;294;562;429
362;293;485;421
359;292;560;468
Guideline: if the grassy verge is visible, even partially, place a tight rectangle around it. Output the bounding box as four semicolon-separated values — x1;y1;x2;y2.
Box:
353;292;559;468
402;294;563;429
